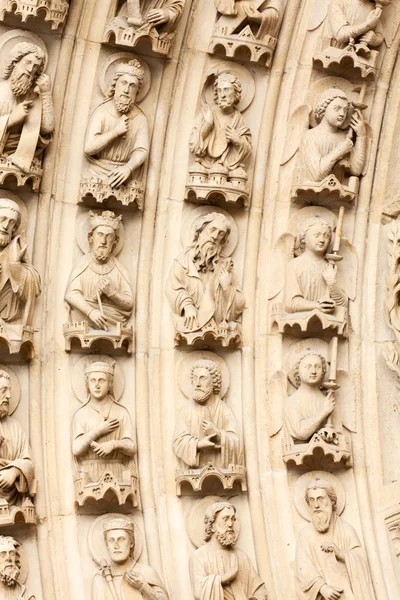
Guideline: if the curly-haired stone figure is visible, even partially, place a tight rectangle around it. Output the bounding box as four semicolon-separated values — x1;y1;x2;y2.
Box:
173;359;244;470
0;535;33;599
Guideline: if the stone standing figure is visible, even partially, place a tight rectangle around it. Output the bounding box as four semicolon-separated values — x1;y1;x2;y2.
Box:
92;517;169;599
0;41;54;179
284;216;347;316
65;211;134;332
120;0;184;33
189;73;252;182
215;0;283;40
83;60;149;204
173;358;243;470
190;501;268;600
295;478;375;600
166;212;245;336
0;370;35;509
72;361;137;500
327;0;384;53
0;535;34;599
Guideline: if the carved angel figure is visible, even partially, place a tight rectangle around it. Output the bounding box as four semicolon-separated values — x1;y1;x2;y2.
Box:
0;535;35;599
214;0;283;40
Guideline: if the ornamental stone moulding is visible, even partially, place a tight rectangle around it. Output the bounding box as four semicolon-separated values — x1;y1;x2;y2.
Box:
173;351;247;496
208;0;284;68
165;207;245;348
385;508;400;561
308;0;400;80
0;0;70;30
383;216;400;407
71;356;138;510
186;63;254;208
281;77;372;208
63;210;134;354
80;54;151;211
103;0;186;58
0;30;54;191
0;534;36;598
269;206;357;338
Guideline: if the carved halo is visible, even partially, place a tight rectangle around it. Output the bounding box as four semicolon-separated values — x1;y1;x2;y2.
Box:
202;62;255;113
287;338;329;388
71;354;125;404
0;364;20;415
98;52;151;103
88;513;143;567
76;210;125;256
185;496;240;549
306;76;363;129
288;206;337;251
0;190;28;237
181;206;239;257
0;29;48;74
178;351;230;400
293;471;345;521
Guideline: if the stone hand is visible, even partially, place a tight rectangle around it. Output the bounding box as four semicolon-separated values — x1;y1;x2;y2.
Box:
202;419;220;439
322;263;337;286
323;391;336;417
184;305;199;330
125;569;146;590
91;440;115;457
88;309;108;330
350;111;366;137
317;297;336;313
225;125;241;146
359;31;376;45
115;115;129;137
336;137;353;159
197;434;216;450
321;542;345;562
98;277;115;298
201;101;214;127
320;584;343;600
222;555;238;585
146;8;169;25
365;7;382;30
218;265;232;290
35;73;52;94
9;100;33;127
98;418;120;436
0;467;18;489
109;164;132;188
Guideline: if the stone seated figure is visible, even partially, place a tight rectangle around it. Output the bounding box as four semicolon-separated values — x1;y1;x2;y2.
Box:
283;351;352;469
0;40;54;190
166;212;245;348
104;0;185;57
81;60;149;209
173;358;246;495
208;0;283;67
72;361;138;508
187;72;252;206
64;210;134;354
0;535;35;599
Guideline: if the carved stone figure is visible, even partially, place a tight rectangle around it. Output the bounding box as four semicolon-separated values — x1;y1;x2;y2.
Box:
64;211;134;353
208;0;283;66
0;39;54;190
0;0;69;29
92;517;169;599
104;0;185;57
296;477;375;600
0;535;35;599
383;217;400;408
187;72;252;206
72;360;138;508
166;211;245;347
173;358;246;494
81;59;149;209
190;501;268;600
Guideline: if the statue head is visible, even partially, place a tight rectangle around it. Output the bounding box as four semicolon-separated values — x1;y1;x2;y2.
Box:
305;478;337;533
213;72;242;111
299;216;332;255
204;501;238;548
293;353;327;388
315;88;350;128
85;361;115;402
191;212;231;272
88;211;122;263
3;42;45;97
103;517;135;564
191;359;222;404
0;536;21;588
0;371;11;419
109;60;145;114
0;199;21;248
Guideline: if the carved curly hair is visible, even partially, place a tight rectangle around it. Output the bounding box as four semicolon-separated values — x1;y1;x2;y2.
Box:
305;478;337;511
299;216;332;253
314;88;349;124
3;42;45;80
0;535;21;567
204;501;236;542
293;353;327;388
213;72;242;106
191;359;223;395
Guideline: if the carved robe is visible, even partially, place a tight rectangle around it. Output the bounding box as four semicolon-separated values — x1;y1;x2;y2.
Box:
0;416;35;506
92;561;168;600
72;398;137;484
0;237;41;326
119;0;185;33
189;108;251;174
84;100;149;186
166;249;245;332
214;0;282;39
295;515;375;600
190;545;267;600
328;0;383;46
0;581;29;599
0;80;52;173
284;389;327;443
65;254;134;327
173;396;243;469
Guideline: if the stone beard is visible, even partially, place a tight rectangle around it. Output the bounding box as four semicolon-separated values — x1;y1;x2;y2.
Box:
0;536;27;599
0;41;54;174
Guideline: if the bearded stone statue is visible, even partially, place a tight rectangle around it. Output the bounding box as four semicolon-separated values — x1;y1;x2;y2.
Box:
0;535;35;599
